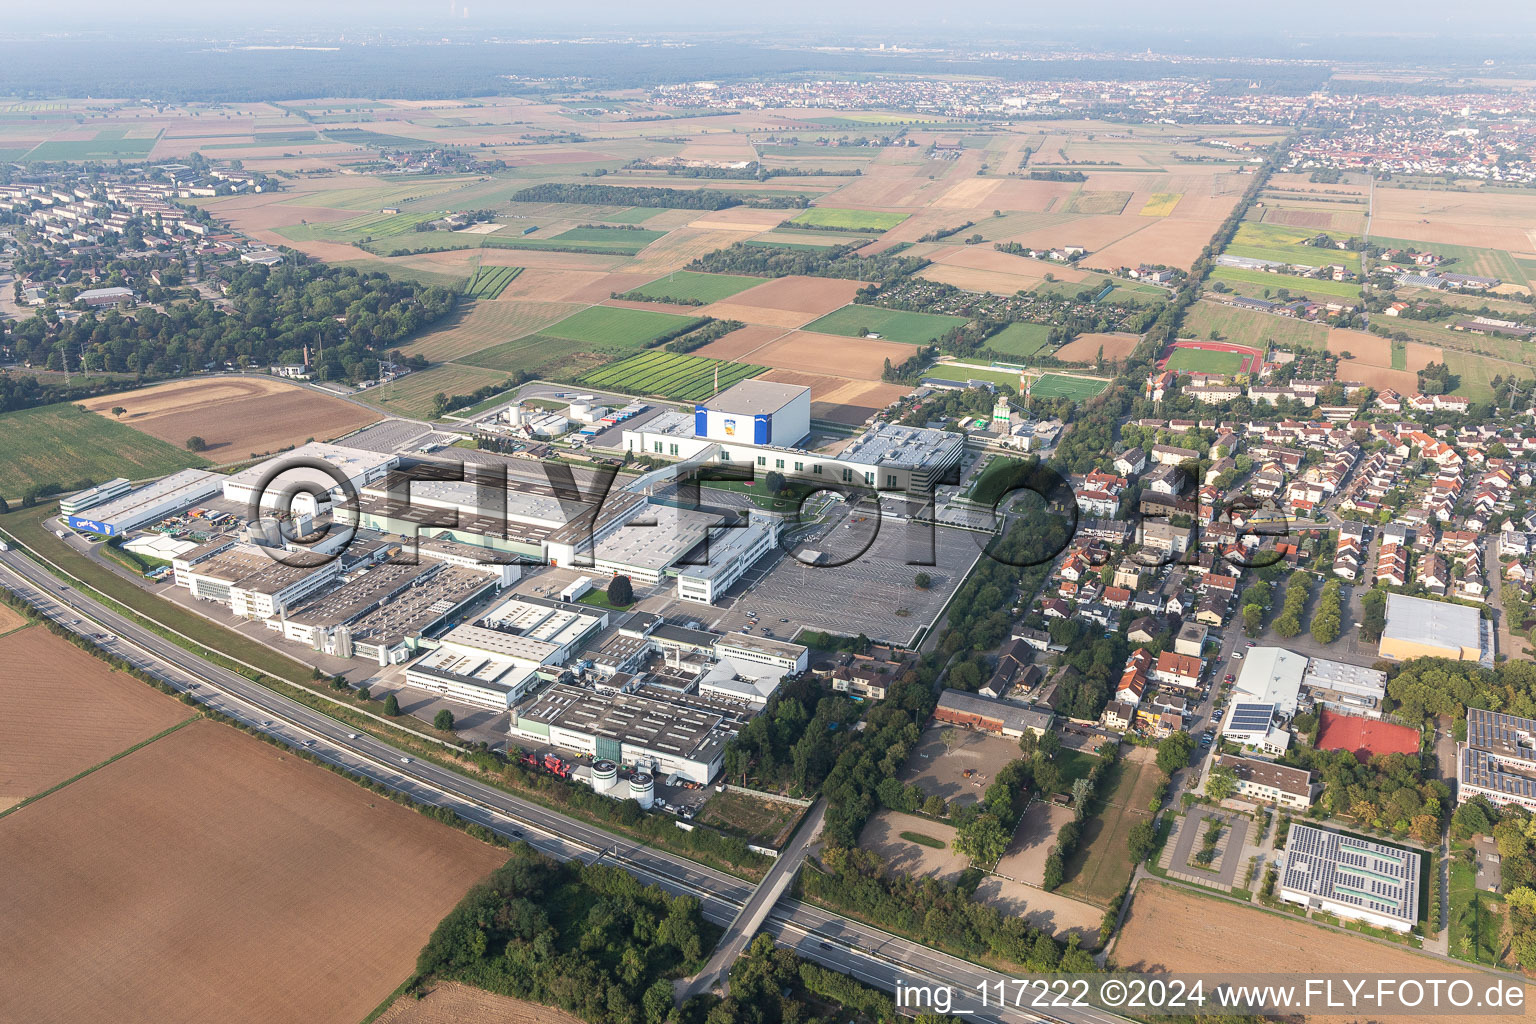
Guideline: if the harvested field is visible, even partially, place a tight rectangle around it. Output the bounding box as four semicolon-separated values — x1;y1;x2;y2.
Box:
1055;331;1141;363
1090;217;1228;272
920;264;1043;295
688;208;791;232
1064;190;1133;215
487;267;606;301
996;801;1073;886
1139;192;1182;217
376;982;586;1024
1327;328;1442;393
790;207;907;232
397;300;582;361
756;370;908;425
622;227;749;274
700;276;867;327
750;330;912;381
81;377;380;459
0;720;504;1024
0;627;193;811
0;603;26;636
1371;186;1536;253
1117;882;1532;1024
860;809;964;881
365;363;510;419
693;324;790;361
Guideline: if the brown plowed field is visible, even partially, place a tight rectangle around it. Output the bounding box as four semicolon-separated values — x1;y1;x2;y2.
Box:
751;331;911;380
0;720;505;1024
694;324;791;360
757;369;908;424
81;377;380;459
1055;331;1142;362
0;603;27;636
1117;882;1532;1024
688;208;790;232
1373;186;1536;251
490;267;606;301
702;275;867;319
0;627;192;810
1091;217;1228;272
377;982;586;1024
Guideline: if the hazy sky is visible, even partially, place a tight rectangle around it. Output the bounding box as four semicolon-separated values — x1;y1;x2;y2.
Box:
12;0;1536;37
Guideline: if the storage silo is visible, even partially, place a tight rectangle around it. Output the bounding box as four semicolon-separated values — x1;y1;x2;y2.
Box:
629;772;654;810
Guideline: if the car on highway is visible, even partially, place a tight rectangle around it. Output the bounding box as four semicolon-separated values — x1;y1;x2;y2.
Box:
400;757;411;764
819;941;832;950
512;829;525;838
263;720;272;726
347;733;358;739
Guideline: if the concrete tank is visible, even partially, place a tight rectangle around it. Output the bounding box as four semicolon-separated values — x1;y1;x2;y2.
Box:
629;772;654;810
592;759;618;794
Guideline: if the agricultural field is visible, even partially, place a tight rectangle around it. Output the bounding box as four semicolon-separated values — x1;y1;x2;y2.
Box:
1117;882;1530;1024
623;270;768;304
24;129;160;162
0;402;209;502
801;304;969;345
542;305;708;348
464;265;523;299
788;208;908;232
376;982;587;1024
0;719;504;1024
1208;266;1363;301
1371;236;1528;286
750;330;913;381
1139;193;1182;217
323;128;435;149
80;377;381;461
363;363;511;419
1055;331;1143;363
1064;190;1133;215
485;225;665;255
1181;299;1328;350
399;300;583;362
981;322;1053;359
579;350;765;401
1223;222;1362;272
1165;347;1249;375
0;626;194;812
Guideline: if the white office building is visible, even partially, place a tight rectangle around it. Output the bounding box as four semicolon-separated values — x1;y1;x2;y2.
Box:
676;518;777;604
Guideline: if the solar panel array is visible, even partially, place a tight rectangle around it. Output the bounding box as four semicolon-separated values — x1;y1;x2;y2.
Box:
1280;824;1418;926
1228;702;1276;734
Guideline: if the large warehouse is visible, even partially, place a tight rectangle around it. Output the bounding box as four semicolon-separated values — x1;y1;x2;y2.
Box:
63;469;222;536
1279;824;1420;932
223;441;399;513
694;379;811;448
1378;593;1490;665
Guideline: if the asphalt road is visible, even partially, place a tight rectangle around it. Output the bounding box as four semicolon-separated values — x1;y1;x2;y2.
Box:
0;546;1129;1024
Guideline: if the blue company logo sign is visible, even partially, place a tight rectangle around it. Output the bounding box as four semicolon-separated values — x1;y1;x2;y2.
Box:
67;515;115;536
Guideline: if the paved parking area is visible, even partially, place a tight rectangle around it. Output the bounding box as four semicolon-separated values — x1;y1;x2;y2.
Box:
1159;807;1250;891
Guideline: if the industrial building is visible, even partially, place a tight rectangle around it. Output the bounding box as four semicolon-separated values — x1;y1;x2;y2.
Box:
1378;593;1490;665
1458;708;1536;810
676;518;777;604
1301;658;1388;718
591;503;725;585
1230;646;1308;717
694;378;812;448
1278;824;1420;932
509;682;736;784
223;442;399;514
715;632;809;677
623;415;966;496
933;688;1054;738
175;542;345;619
63;469;223;536
60;477;131;516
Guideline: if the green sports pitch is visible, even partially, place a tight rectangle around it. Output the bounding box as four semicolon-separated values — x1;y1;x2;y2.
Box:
1165;347;1248;374
803;305;968;345
1025;373;1111;400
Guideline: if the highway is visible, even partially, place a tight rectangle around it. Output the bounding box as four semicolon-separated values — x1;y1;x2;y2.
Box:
0;543;1129;1024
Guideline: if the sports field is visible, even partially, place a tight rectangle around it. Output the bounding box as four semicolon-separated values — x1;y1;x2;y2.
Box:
789;208;908;232
464;265;523;299
624;270;768;303
580;350;765;401
0;402;209;502
1165;347;1248;374
542;306;708;347
1025;372;1111;400
802;304;969;344
982;322;1053;358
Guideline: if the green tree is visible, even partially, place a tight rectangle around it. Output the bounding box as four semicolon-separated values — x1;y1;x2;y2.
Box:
434;709;455;731
383;693;400;716
1156;731;1195;775
1242;603;1265;636
763;470;785;494
914;571;932;590
1207;763;1238;802
607;574;634;606
110;405;126;418
953;813;1009;865
185;435;207;452
1042;851;1065;890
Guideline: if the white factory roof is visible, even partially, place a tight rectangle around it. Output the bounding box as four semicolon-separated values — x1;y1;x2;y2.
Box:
838;421;964;470
74;468;221;524
700;378;809;416
595;504;721;573
1233;646;1308;716
224;442;396;498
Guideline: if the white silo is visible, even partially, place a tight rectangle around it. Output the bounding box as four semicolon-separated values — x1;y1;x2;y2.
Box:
629;772;654;810
592;759;618;794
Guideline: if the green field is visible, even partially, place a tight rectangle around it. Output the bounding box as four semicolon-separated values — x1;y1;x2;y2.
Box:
464;265;523;299
789;208;908;232
323;128;435;149
458;333;609;379
1166;347;1248;374
1064;190;1133;215
1371;236;1528;285
1026;373;1111;400
483;225;665;255
26;129;159;162
625;271;767;304
981;322;1053;358
803;305;969;345
0;403;209;501
1224;222;1362;272
941;366;1024;391
1209;267;1363;301
363;363;511;419
543;306;708;347
1448;849;1504;965
1181;300;1328;350
597;207;663;224
1059;755;1159;908
580;350;765;401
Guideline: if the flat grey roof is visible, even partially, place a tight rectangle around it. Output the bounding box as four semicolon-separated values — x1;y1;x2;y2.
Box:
1383;593;1482;652
701;378;809;416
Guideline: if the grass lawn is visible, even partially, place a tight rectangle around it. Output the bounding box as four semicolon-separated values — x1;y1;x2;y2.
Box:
1181;300;1328;350
803;304;969;345
1208;267;1363;301
577;588;635;612
789;208;908;232
1027;373;1111;400
700;478;825;514
625;270;768;304
1055;748;1099;786
901;831;947;849
982;322;1053;358
1166;347;1248;374
1059;755;1158;908
940;365;1024;391
363;363;510;419
594;207;662;224
0;403;209;501
964;456;1034;505
535;306;707;348
1448;849;1505;965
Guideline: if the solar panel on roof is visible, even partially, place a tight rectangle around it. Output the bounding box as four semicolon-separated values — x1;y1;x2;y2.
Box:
1229;702;1276;732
